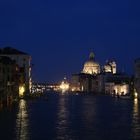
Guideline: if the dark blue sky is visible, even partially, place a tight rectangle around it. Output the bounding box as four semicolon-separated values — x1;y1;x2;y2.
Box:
0;0;140;83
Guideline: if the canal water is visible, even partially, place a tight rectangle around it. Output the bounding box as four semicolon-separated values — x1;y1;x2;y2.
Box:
0;93;140;140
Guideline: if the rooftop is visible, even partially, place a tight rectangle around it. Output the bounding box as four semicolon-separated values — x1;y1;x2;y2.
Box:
135;58;140;63
0;47;29;55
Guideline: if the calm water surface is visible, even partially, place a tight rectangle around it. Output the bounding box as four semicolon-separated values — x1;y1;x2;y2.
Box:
0;93;140;140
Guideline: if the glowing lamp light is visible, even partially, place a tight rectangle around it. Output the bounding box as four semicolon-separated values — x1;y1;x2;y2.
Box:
19;85;25;97
134;89;138;99
60;81;69;92
134;92;138;99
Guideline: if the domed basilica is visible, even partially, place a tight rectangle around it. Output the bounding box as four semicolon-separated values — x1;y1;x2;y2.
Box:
82;52;100;75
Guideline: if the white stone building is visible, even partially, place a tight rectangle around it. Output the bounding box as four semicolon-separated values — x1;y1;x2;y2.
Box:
0;47;32;95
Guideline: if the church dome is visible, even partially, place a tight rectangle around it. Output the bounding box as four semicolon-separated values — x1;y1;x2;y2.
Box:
104;64;112;73
82;52;100;75
104;60;117;74
84;60;99;67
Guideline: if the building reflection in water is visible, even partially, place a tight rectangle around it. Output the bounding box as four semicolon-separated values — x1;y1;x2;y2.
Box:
56;95;72;140
132;98;140;139
83;97;96;121
82;97;96;133
16;99;29;140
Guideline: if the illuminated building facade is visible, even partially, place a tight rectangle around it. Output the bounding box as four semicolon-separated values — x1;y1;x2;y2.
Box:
59;77;69;92
113;83;129;95
105;82;129;95
0;47;32;96
103;73;130;95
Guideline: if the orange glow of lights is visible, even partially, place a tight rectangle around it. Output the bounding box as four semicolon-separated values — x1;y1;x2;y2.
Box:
19;85;25;97
60;81;69;91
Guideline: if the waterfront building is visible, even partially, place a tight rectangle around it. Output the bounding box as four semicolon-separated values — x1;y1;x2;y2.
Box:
105;82;129;95
0;47;32;95
0;56;19;103
134;58;140;98
31;83;47;93
103;73;130;95
71;51;131;95
71;74;81;92
31;82;64;93
71;73;93;92
105;82;115;94
113;83;129;95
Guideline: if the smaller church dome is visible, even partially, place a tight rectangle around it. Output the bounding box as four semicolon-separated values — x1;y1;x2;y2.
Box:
104;60;117;74
104;64;112;73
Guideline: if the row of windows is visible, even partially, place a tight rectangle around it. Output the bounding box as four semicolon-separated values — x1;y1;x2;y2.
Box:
0;66;26;73
0;67;15;73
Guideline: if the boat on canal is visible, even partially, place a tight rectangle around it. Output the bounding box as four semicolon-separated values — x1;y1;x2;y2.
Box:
118;94;131;99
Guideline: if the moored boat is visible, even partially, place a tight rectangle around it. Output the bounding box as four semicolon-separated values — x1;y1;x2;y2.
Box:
119;94;131;99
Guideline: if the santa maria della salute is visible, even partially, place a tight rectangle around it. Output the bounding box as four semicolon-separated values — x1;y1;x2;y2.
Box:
71;51;130;95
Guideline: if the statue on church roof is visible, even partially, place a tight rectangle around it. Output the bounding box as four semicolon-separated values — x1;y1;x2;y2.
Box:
89;52;94;60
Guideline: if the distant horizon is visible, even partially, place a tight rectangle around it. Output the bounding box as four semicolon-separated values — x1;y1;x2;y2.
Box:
0;46;138;83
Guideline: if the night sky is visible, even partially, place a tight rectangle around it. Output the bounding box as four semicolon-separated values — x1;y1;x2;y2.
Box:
0;0;140;83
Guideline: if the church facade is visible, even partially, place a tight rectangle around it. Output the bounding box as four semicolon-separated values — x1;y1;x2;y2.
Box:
71;51;130;95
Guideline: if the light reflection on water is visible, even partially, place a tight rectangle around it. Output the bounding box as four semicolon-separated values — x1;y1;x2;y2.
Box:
132;98;140;139
56;95;72;140
1;94;140;140
15;99;29;140
82;97;96;127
